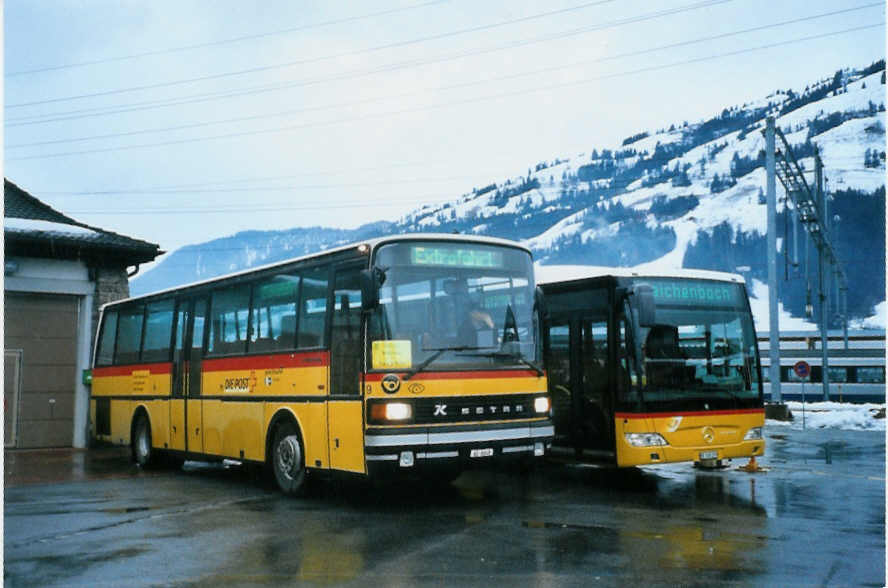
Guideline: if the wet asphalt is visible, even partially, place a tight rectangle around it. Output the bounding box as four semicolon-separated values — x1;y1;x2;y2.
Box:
4;425;885;587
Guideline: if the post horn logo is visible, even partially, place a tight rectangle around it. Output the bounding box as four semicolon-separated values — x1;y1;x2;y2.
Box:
701;426;715;444
381;374;401;394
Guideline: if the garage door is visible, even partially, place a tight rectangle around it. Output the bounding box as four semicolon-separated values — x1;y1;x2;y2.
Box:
4;293;78;448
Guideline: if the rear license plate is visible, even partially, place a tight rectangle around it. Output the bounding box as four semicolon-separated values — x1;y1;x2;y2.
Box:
699;450;718;460
470;448;494;458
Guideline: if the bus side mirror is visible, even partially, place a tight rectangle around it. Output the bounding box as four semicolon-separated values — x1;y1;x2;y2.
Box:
360;268;385;312
633;284;656;327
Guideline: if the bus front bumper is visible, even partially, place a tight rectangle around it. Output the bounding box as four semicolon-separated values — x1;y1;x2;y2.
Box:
618;439;766;468
365;421;554;472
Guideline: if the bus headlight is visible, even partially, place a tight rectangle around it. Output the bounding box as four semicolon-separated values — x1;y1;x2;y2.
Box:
625;433;668;447
743;427;763;440
385;402;412;420
370;402;413;422
534;396;550;414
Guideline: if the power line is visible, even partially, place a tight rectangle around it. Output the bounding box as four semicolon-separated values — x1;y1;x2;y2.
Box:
38;175;479;196
4;0;755;127
73;167;787;262
9;22;883;162
49;156;857;211
6;1;448;78
5;0;624;108
61;193;457;214
6;0;739;128
29;140;766;196
8;3;881;147
26;153;756;198
22;157;530;195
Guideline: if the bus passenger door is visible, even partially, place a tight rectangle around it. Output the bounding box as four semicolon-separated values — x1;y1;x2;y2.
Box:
546;321;575;446
170;301;188;452
579;319;612;450
546;317;613;453
327;265;365;473
186;298;207;454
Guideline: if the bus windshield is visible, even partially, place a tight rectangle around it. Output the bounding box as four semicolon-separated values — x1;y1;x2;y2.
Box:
629;279;761;409
368;241;539;372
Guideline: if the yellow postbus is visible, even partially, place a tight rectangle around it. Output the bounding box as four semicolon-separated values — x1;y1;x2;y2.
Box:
91;234;552;493
538;267;764;468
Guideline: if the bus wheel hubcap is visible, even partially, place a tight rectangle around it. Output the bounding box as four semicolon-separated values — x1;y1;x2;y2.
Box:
277;436;300;479
137;425;149;457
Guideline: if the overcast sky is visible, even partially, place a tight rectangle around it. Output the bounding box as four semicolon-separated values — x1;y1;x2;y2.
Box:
4;0;884;255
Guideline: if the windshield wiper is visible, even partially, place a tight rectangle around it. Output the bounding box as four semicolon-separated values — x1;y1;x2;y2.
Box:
403;346;487;380
459;350;544;376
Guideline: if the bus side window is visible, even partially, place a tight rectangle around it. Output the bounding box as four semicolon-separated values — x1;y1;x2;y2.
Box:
95;310;119;366
297;266;328;349
207;284;250;356
250;273;300;353
142;300;175;363
114;305;145;365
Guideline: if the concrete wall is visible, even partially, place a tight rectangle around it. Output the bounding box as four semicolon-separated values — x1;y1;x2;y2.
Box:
92;265;131;348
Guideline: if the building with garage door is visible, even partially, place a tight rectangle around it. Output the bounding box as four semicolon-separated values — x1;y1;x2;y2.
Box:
4;179;162;449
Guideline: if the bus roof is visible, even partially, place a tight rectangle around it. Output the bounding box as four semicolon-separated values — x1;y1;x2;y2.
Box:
102;233;532;310
535;264;746;286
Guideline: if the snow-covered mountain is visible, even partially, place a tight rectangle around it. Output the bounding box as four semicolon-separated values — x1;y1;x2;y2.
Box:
132;61;886;328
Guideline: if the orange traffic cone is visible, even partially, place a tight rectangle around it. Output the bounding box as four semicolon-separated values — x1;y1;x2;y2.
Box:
738;456;767;473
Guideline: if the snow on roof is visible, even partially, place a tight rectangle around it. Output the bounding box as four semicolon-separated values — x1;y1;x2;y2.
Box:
4;217;100;238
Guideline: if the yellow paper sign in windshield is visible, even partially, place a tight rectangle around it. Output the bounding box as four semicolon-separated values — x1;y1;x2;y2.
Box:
372;340;412;370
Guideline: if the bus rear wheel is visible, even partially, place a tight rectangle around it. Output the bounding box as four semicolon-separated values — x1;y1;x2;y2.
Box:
272;422;306;495
132;413;157;468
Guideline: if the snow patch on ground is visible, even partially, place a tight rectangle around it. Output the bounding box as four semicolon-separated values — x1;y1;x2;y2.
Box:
767;401;886;431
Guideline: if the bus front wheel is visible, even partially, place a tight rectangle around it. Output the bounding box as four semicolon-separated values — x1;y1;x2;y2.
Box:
272;422;306;495
132;413;156;468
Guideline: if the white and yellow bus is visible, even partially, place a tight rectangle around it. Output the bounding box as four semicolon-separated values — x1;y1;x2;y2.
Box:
91;235;552;493
538;267;764;468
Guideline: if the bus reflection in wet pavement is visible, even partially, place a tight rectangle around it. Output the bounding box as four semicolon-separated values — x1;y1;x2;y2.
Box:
3;426;883;587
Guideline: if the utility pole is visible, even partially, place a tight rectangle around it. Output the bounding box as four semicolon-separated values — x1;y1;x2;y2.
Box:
842;286;849;350
766;117;781;403
815;150;830;400
765;123;847;403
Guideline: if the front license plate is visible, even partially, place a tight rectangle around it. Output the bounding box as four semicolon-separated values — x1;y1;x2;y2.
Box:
699;450;718;460
470;448;494;458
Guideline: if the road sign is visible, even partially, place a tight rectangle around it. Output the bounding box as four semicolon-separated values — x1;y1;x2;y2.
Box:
793;360;811;380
